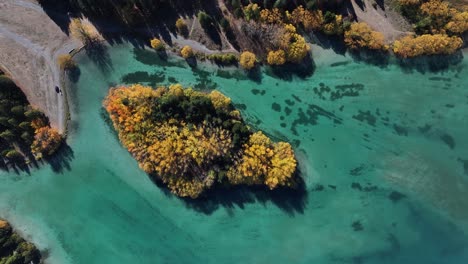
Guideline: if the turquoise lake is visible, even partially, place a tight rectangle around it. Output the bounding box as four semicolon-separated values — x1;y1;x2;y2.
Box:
1;44;468;263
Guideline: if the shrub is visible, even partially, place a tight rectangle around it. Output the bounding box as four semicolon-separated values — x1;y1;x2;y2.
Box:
180;45;194;59
175;18;189;37
57;54;77;71
150;38;165;50
239;51;257;70
207;53;238;65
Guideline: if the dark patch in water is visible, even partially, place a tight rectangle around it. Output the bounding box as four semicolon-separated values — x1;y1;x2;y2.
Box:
285;99;295;106
234;103;247;110
352;221;364;231
418;124;432;134
251;89;261;95
387;233;401;251
349;164;365;176
352;110;377;126
393;124;408;136
339;105;344;111
133;48;185;68
351;182;378;192
457;158;468;176
121;71;165;86
331;83;364;100
429;77;451;82
290;105;342;135
280;116;285;121
272;103;281;112
312;184;324;191
168;77;177;83
280;123;286;128
292;139;301;147
328;185;337;190
445;104;455;108
292;95;302;103
440;133;455;149
193;68;218;90
330;61;351;67
388;191;406;203
351;182;362;191
284;107;292;116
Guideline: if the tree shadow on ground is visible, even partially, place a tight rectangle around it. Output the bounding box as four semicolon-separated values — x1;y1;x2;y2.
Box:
37;0;223;50
396;51;464;74
42;143;74;173
311;32;347;55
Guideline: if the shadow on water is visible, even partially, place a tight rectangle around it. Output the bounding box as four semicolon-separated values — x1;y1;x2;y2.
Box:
85;42;113;74
349;49;390;68
149;168;308;216
310;32;347;55
396;51;464;74
42;143;75;173
266;55;316;81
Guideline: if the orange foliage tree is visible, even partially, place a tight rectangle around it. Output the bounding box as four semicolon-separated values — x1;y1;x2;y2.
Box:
31;127;63;159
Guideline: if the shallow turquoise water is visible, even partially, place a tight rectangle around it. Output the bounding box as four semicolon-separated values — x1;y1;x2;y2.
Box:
1;44;468;263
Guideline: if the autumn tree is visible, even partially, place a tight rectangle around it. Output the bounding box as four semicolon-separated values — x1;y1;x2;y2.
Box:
31;127;63;159
267;49;286;65
175;18;189;37
290;6;324;32
393;34;463;57
243;3;260;21
69;18;102;46
239;51;257;70
280;25;310;63
259;8;283;24
180;45;194;59
446;11;468;34
150;38;165;50
344;22;386;50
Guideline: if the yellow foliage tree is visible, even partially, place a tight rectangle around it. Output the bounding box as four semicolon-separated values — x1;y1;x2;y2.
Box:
180;45;194;59
290;6;324;31
267;50;286;65
243;3;260;21
446;11;468;34
280;25;310;63
227;131;296;189
150;38;165;50
69;18;102;46
344;22;386;50
239;51;256;70
259;8;283;24
175;18;189;36
393;34;463;57
323;14;343;35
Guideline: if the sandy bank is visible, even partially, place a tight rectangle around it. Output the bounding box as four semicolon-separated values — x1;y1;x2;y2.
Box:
0;0;80;134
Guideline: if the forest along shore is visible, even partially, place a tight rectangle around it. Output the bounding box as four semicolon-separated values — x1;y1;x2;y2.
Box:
0;0;79;134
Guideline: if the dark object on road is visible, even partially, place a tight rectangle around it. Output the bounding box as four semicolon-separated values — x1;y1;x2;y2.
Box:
55;86;60;93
